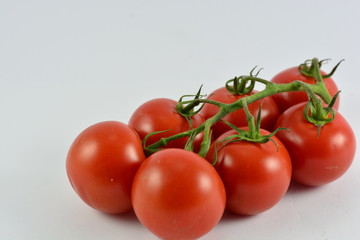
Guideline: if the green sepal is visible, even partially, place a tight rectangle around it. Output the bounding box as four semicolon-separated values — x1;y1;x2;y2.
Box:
298;58;344;82
225;66;262;96
176;85;206;119
210;122;288;165
322;59;344;79
327;90;341;109
225;77;255;95
222;120;287;144
303;101;336;137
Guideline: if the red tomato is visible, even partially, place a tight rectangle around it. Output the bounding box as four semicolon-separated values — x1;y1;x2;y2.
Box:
66;121;146;213
128;98;205;151
200;88;280;139
206;129;292;215
271;66;340;113
132;149;226;240
275;103;356;186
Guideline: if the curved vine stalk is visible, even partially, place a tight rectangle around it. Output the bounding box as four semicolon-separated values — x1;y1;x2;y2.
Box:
145;58;337;157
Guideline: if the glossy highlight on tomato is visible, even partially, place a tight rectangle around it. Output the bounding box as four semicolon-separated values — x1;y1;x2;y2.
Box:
132;149;226;240
200;87;280;139
271;66;340;113
206;129;292;215
66;121;146;213
128;98;205;151
275;103;356;186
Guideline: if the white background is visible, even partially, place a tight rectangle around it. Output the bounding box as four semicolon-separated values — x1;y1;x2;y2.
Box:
1;0;360;239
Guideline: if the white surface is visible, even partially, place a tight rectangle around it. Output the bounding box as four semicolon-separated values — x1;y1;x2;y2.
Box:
1;0;360;239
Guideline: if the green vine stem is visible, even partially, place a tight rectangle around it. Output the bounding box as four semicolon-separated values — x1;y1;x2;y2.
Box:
145;58;336;157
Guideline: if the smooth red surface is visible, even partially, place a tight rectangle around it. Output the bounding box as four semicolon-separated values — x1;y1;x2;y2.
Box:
132;149;226;240
271;66;340;113
66;121;146;213
200;88;280;139
207;129;292;215
275;103;356;186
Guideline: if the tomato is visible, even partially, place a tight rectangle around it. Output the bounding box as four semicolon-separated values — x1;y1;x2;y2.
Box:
132;149;226;240
206;129;292;215
200;88;280;139
271;66;340;113
128;98;205;151
66;121;146;213
275;103;356;186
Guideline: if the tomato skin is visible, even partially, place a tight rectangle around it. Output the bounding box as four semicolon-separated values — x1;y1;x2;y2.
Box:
128;98;205;151
199;88;280;139
66;121;146;213
271;66;340;113
206;129;292;215
132;149;226;240
275;103;356;186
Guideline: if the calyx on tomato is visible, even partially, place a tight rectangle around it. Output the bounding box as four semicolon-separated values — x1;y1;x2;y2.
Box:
299;80;341;135
211;98;286;164
139;87;208;156
299;58;344;81
225;67;263;95
176;84;206;120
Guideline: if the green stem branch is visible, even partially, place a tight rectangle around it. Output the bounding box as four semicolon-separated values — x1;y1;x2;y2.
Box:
146;59;334;154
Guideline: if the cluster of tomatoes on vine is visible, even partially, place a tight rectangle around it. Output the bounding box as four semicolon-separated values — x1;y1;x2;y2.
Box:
66;58;356;240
